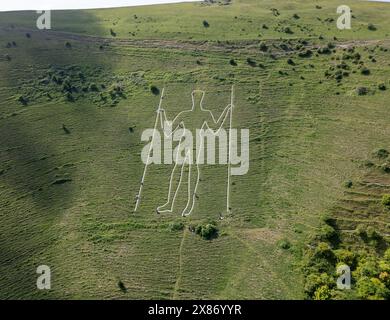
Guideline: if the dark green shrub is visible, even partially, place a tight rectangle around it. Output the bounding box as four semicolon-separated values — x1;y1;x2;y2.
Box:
375;149;389;159
110;29;117;37
259;42;268;52
118;280;127;292
361;67;370;75
150;85;160;95
202;20;210;28
17;95;28;105
278;239;291;249
229;59;237;66
367;23;377;31
298;49;312;58
169;221;185;232
89;83;99;92
246;57;256;67
344;180;353;188
378;83;386;91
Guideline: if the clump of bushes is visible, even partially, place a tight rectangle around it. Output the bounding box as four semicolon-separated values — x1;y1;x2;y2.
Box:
298;49;312;58
374;148;389;159
191;222;218;240
382;194;390;208
169;221;185;232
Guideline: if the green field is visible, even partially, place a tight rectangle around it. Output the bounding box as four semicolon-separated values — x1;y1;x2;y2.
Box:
0;0;390;299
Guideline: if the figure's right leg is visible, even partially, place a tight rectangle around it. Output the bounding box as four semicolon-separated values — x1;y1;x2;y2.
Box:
157;162;185;213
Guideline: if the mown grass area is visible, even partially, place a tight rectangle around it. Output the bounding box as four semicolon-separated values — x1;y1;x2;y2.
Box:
0;0;389;299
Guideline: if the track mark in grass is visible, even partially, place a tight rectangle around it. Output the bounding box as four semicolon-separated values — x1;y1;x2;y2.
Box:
51;178;72;185
172;228;187;300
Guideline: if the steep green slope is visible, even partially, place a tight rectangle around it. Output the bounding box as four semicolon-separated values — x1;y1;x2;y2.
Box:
0;0;389;299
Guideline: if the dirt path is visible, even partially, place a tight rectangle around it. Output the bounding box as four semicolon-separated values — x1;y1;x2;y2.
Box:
4;26;390;56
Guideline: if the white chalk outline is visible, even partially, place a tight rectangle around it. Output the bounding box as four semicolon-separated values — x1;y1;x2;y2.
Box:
134;86;234;216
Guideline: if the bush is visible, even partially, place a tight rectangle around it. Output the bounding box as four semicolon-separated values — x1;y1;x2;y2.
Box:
319;224;337;242
118;280;127;292
366;226;378;239
283;26;293;34
150;85;160;95
375;148;389;158
287;58;295;65
357;277;389;299
200;224;218;239
169;221;185;232
344;180;353;188
278;239;291;250
355;224;366;236
259;42;268;52
361;67;370;75
17;95;28;105
382;194;390;208
314;285;332;300
367;23;377;31
317;47;331;54
194;223;218;240
246;57;256;67
65;42;71;48
334;249;357;268
298;49;312;58
89;83;99;92
202;20;210;28
229;59;237;66
356;86;368;96
378;83;386;91
110;29;117;37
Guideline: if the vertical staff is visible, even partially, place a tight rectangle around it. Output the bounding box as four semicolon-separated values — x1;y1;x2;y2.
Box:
134;88;165;213
226;85;234;214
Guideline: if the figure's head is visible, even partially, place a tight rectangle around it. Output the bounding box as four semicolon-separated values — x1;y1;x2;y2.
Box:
191;90;205;110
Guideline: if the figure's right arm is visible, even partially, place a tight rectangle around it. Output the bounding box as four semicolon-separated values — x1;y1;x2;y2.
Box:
159;109;183;137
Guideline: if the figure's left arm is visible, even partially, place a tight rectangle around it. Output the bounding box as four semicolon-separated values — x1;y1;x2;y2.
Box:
208;104;232;130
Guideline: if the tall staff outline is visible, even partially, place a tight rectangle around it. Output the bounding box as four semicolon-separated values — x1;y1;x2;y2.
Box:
134;88;165;213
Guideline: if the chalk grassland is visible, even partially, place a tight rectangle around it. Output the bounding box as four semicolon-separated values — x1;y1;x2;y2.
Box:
0;0;389;299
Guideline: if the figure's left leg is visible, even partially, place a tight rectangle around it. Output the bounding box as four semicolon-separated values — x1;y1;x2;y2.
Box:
181;158;200;217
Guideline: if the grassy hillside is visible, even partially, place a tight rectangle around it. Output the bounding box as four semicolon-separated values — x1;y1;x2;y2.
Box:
0;0;389;299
